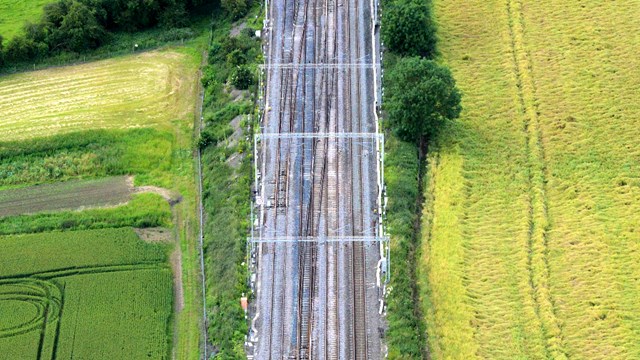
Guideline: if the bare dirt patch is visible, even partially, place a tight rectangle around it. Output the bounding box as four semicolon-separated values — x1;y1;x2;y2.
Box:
171;246;185;312
134;227;174;243
134;186;182;205
126;175;182;205
230;21;247;37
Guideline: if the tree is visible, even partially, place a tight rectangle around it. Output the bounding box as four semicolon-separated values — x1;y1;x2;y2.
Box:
0;35;4;67
159;1;189;28
23;21;47;43
57;1;106;52
382;0;436;58
386;57;462;149
222;0;248;20
41;1;70;29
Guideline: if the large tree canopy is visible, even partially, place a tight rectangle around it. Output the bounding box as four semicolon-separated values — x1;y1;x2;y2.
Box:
382;0;437;58
59;1;106;52
386;57;462;144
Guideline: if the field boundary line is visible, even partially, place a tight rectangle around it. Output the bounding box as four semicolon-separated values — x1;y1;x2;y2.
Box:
194;49;209;360
0;263;166;281
506;0;566;357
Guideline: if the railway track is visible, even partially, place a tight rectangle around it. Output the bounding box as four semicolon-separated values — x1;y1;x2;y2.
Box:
252;0;383;357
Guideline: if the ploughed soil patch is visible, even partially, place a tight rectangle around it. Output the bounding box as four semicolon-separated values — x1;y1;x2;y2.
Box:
0;176;131;217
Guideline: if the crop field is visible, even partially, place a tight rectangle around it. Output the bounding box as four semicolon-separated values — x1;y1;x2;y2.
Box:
422;0;640;359
0;49;198;142
0;176;132;217
0;228;173;359
0;0;50;41
0;192;171;235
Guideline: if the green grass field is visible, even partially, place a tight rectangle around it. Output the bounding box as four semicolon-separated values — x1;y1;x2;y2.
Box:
421;0;640;359
0;0;50;42
0;228;173;360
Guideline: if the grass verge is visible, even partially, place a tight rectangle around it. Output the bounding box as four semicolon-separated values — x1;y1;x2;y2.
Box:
199;4;263;358
384;134;427;359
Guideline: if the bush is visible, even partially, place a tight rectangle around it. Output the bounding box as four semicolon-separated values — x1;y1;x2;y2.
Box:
382;0;437;58
198;123;234;149
226;48;247;66
157;27;195;42
230;65;254;89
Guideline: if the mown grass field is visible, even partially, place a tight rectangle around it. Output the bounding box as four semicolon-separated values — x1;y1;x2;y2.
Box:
0;49;198;141
0;228;173;360
421;0;640;359
0;0;50;42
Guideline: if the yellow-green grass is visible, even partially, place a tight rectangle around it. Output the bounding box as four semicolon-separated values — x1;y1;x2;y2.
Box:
422;0;640;359
0;48;198;141
0;0;50;42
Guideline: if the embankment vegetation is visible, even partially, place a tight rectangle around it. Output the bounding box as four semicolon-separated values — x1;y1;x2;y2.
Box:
197;4;261;358
421;0;640;359
381;0;461;358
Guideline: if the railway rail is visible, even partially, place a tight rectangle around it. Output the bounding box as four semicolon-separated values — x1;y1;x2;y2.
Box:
248;0;387;357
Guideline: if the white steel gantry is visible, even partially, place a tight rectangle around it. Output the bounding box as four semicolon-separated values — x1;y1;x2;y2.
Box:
249;131;390;283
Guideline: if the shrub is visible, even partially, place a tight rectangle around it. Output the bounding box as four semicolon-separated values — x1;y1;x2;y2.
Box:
230;65;254;89
226;48;247;66
157;27;195;42
222;0;249;20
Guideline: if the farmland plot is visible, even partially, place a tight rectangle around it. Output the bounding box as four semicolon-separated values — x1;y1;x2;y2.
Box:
0;228;173;359
422;0;640;359
0;176;131;217
0;49;198;142
0;42;202;359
